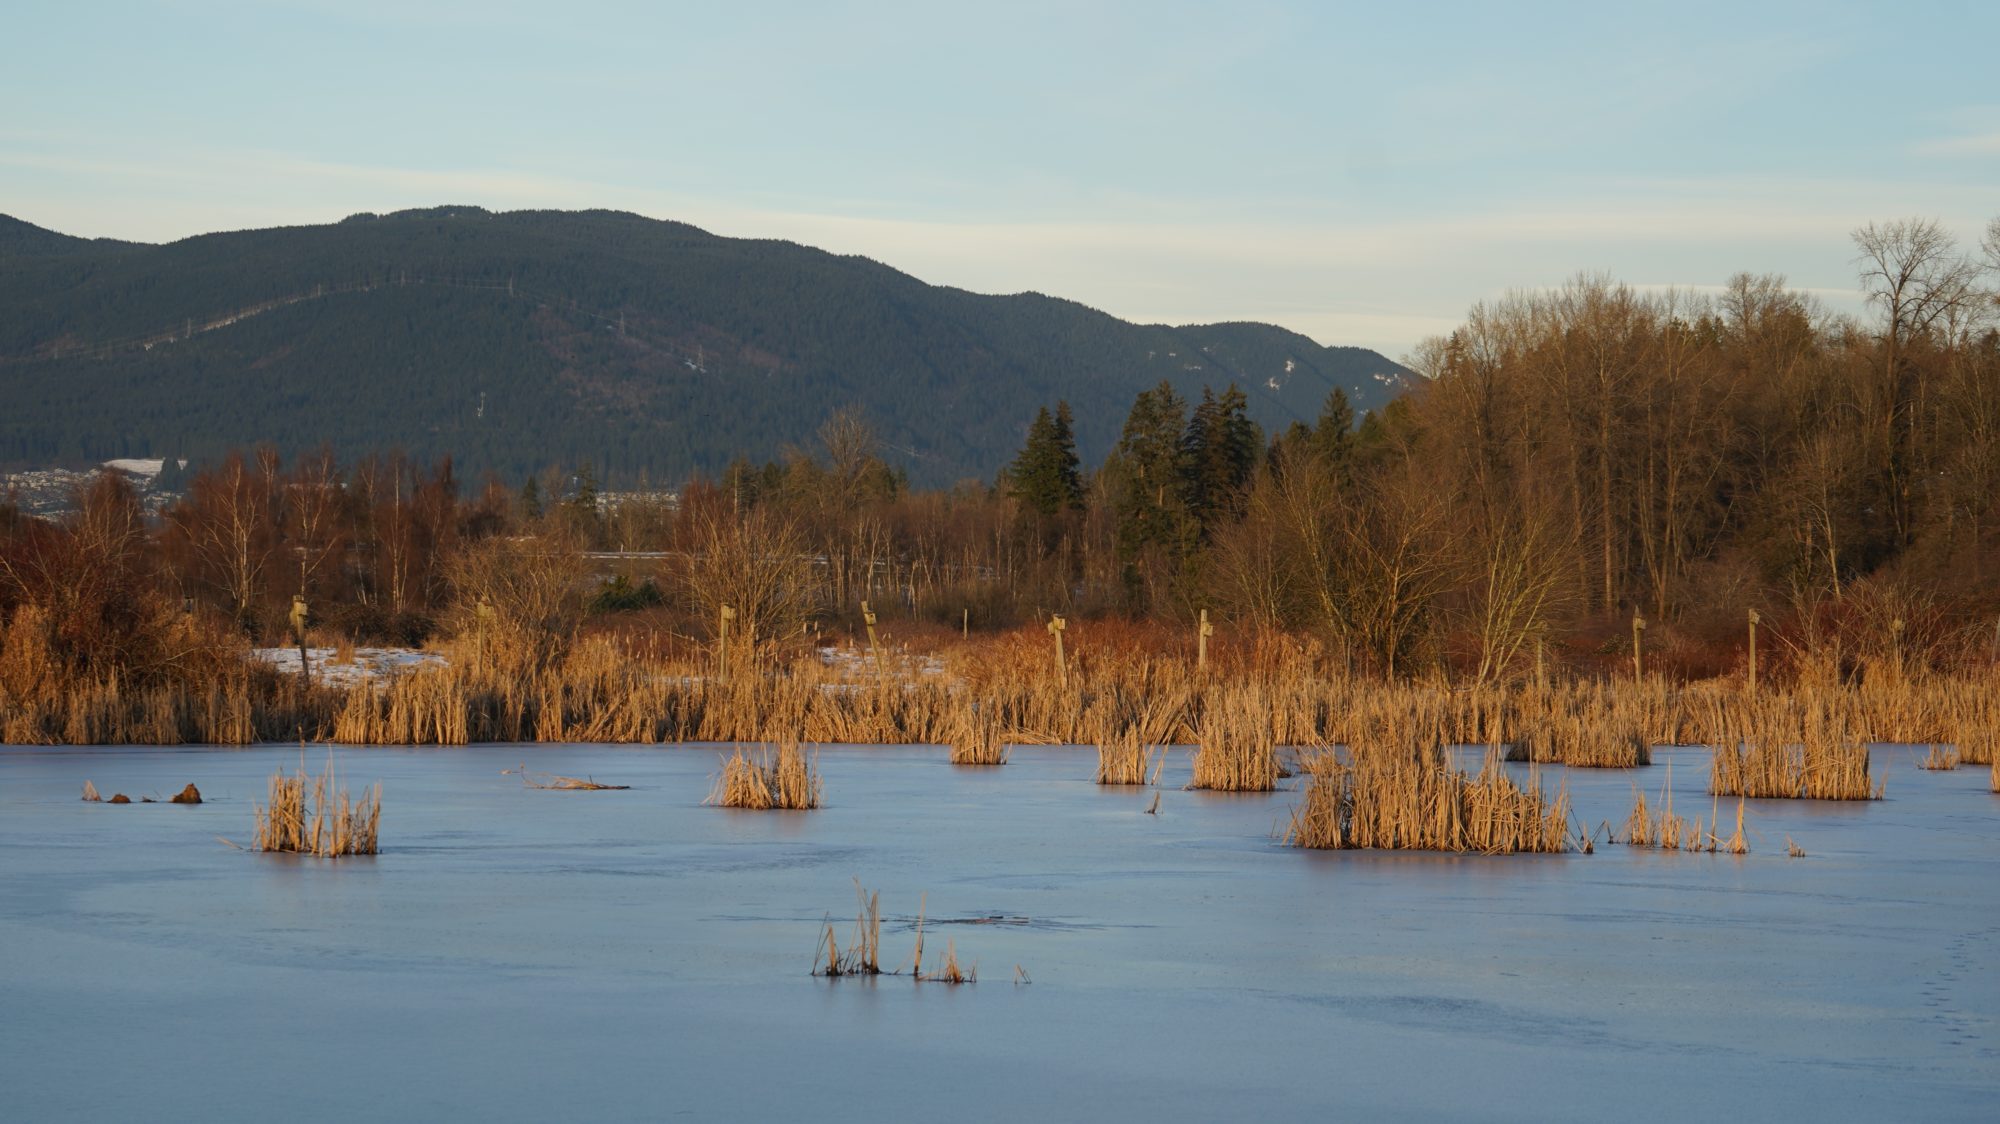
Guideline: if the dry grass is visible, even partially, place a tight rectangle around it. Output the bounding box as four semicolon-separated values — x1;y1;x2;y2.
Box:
253;757;380;857
81;780;99;802
1625;771;1748;853
947;709;1009;766
814;881;884;977
1505;683;1654;767
1189;683;1279;791
707;741;821;810
1918;745;1959;771
918;938;976;984
1093;726;1159;785
1708;692;1881;800
813;883;979;985
1287;747;1575;853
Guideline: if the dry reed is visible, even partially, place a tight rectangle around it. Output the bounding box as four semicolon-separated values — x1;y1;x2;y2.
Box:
814;881;883;977
1918;745;1959;771
1625;771;1748;853
252;757;380;857
947;710;1009;765
918;938;975;984
707;742;821;810
1189;683;1279;791
1287;749;1575;853
1708;692;1881;800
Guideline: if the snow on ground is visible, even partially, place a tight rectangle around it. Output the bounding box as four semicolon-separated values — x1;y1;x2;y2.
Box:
251;646;447;688
817;644;946;679
102;458;166;480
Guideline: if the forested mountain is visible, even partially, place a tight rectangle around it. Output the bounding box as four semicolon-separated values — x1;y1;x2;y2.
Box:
0;208;1407;485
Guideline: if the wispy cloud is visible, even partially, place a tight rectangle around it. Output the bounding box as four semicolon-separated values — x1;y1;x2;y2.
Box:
1913;131;2000;156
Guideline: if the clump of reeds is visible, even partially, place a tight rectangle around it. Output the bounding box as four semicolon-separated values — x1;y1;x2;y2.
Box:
1625;771;1747;853
811;882;981;985
1287;750;1575;853
1918;745;1959;771
947;711;1009;766
1094;728;1156;785
815;881;884;977
707;741;821;809
919;938;976;984
1505;684;1652;767
81;780;100;802
1709;693;1881;800
253;758;381;857
1786;836;1806;858
1189;683;1279;792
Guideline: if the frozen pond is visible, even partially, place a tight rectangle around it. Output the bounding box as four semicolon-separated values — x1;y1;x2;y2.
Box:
2;742;1995;1121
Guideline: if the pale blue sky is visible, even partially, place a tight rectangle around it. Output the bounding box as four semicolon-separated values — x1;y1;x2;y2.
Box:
4;0;1996;356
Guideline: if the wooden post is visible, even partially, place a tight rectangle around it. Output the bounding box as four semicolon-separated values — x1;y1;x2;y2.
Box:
1197;609;1213;670
1631;612;1646;681
718;604;736;680
1047;614;1067;683
1746;608;1760;694
962;608;969;639
289;595;312;690
476;596;495;675
862;601;885;684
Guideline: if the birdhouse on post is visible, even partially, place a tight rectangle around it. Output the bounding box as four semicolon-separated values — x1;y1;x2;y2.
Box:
289;595;312;690
1047;614;1068;683
718;603;737;680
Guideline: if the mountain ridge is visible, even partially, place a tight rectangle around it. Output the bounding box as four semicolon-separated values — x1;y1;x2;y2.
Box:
0;206;1409;485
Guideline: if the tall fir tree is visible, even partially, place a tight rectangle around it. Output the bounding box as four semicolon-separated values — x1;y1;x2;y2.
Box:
1309;387;1357;475
1182;383;1261;535
1006;401;1084;517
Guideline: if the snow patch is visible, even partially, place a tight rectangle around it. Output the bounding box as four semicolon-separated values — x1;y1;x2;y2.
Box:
252;646;447;688
103;458;165;480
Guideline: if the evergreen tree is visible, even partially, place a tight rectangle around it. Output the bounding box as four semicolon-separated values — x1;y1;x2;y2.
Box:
1106;382;1195;605
564;462;601;542
517;474;543;520
1181;383;1261;535
1051;401;1084;511
1006;402;1083;517
1308;387;1356;475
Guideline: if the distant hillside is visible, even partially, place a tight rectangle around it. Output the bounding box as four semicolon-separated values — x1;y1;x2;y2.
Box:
0;207;1409;485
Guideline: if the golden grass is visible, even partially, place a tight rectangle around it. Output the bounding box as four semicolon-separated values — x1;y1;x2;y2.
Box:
1918;745;1959;771
1287;748;1575;853
812;882;980;984
707;741;821;810
814;881;883;977
1093;726;1159;785
1189;683;1279;791
1625;766;1749;853
918;938;976;984
1708;692;1881;800
1505;683;1654;767
947;709;1009;766
253;758;380;857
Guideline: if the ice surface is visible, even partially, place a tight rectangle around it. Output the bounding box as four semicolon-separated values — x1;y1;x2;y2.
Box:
1;743;1993;1121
